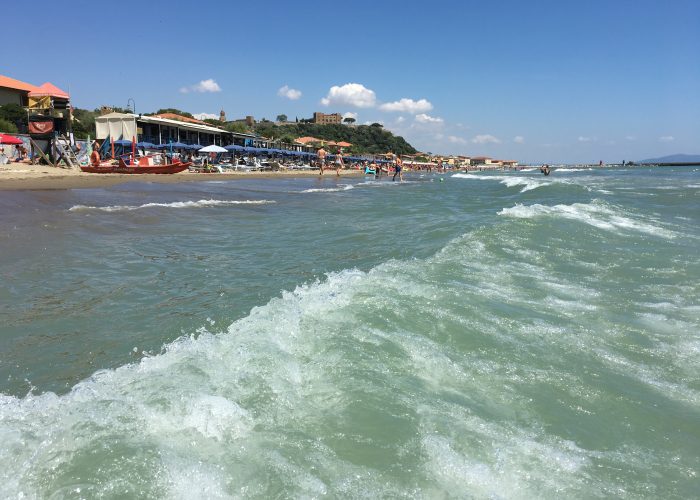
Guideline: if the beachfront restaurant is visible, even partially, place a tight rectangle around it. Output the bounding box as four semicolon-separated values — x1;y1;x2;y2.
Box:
95;112;229;146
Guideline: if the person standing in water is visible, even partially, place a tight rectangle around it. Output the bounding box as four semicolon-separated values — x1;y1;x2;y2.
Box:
334;150;344;176
317;146;327;175
393;154;403;181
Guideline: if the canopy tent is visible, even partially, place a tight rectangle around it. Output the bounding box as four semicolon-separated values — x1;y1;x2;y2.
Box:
198;145;227;153
95;113;137;141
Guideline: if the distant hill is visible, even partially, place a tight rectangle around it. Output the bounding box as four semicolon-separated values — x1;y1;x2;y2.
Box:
638;153;700;164
253;123;417;155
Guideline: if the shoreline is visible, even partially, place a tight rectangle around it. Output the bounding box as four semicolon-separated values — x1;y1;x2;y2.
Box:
0;163;363;191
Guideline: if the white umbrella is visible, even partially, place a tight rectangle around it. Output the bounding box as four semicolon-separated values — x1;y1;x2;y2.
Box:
198;145;228;153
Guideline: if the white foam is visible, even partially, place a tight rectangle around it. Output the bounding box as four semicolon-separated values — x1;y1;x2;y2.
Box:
69;199;276;212
498;200;677;238
299;184;354;193
452;173;551;193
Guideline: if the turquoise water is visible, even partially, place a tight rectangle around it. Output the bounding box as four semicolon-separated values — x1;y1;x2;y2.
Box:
0;167;698;498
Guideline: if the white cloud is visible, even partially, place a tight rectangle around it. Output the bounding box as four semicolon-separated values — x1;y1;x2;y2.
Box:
379;98;433;113
277;85;302;100
472;134;501;144
193;113;219;121
342;111;358;120
321;83;376;108
659;135;675;142
414;113;444;124
578;136;594;142
180;79;222;93
625;135;636;141
514;135;525;144
448;135;467;144
396;116;405;123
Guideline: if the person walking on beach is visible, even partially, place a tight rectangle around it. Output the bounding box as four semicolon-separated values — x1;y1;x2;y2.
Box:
334;150;344;176
317;146;327;175
393;154;404;182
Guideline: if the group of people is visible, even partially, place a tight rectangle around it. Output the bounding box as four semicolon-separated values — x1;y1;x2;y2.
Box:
316;147;404;181
540;164;551;176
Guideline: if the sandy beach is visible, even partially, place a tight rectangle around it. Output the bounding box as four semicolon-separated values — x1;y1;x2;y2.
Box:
0;162;362;190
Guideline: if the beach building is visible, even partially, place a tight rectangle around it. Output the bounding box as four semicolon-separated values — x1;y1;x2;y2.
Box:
501;160;518;167
313;112;342;125
0;75;38;107
93;112;260;148
471;156;493;165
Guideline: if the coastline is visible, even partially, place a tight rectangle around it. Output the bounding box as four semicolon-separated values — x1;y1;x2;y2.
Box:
0;163;363;190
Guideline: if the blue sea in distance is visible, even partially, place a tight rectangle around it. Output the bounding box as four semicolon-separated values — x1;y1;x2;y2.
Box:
0;167;698;498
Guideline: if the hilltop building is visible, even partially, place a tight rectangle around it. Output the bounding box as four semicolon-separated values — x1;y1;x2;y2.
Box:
313;112;342;125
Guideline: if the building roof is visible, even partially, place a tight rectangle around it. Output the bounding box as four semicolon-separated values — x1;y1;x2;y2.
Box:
138;114;228;134
471;156;491;160
153;113;209;125
295;136;322;144
28;82;69;99
335;141;352;147
0;74;39;93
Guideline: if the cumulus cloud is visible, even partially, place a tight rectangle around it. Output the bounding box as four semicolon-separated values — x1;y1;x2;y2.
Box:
659;135;674;142
514;135;525;144
448;135;467;144
342;111;358;120
321;83;376;108
180;79;222;93
379;98;433;113
278;85;302;100
472;134;501;144
193;113;219;121
414;113;444;124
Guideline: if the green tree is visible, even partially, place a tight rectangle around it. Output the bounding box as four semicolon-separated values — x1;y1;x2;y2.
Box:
72;108;97;139
203;118;223;126
225;122;250;134
0;117;18;133
276;114;288;122
343;117;356;125
0;103;27;126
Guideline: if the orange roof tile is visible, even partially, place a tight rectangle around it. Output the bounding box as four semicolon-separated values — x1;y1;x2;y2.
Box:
28;82;69;99
0;74;38;93
154;113;208;125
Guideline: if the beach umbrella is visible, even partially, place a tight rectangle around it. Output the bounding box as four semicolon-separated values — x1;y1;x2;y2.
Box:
198;145;227;153
113;139;132;146
189;144;203;150
225;144;246;151
0;133;23;145
136;141;156;148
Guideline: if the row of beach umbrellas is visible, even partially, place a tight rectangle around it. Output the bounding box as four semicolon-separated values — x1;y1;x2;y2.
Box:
109;138;394;163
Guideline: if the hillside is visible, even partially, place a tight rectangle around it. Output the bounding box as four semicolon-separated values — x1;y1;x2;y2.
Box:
638;153;700;164
253;123;417;155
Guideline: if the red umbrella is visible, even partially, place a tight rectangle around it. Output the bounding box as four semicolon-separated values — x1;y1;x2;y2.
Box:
0;134;23;145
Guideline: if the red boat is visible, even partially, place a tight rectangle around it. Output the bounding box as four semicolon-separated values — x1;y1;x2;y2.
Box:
81;154;191;174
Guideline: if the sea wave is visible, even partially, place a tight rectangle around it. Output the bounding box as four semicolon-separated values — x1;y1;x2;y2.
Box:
298;184;354;193
452;173;552;193
69;199;276;212
0;220;695;496
498;200;677;238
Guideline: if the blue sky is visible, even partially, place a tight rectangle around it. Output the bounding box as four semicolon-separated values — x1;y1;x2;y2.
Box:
3;0;698;162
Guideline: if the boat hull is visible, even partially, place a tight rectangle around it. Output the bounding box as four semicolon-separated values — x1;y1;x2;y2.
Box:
80;162;191;174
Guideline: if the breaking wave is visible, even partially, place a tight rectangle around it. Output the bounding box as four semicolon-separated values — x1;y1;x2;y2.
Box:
69;199;276;212
498;200;677;238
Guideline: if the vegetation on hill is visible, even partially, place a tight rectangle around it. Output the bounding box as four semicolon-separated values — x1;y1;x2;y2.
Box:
253;123;417;155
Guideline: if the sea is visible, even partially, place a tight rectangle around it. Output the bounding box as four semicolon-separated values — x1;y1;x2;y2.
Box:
0;166;698;498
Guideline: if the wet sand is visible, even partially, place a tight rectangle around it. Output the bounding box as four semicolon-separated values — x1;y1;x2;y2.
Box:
0;162;362;190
